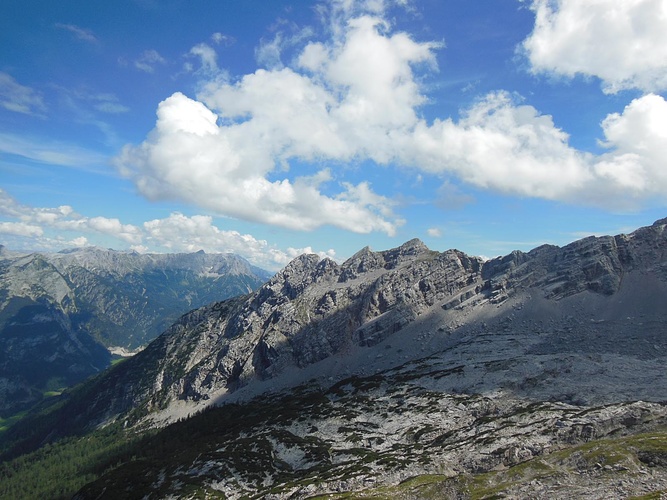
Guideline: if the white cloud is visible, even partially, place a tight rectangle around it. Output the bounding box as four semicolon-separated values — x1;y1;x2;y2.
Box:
255;23;315;70
280;246;337;265
426;227;441;237
117;0;667;235
211;32;234;46
189;43;219;73
134;49;166;73
326;0;398;19
68;236;89;247
131;244;149;253
142;213;261;255
256;33;285;69
592;93;667;200
0;190;332;270
0;221;44;237
0;189;142;245
116;89;402;235
522;0;667;93
402;92;667;208
87;217;143;244
142;212;331;269
0;72;46;115
399;91;593;200
118;10;436;236
55;23;98;44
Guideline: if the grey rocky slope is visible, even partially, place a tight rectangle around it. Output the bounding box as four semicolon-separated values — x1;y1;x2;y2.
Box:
0;246;270;415
74;369;667;499
23;217;667;432
5;218;667;499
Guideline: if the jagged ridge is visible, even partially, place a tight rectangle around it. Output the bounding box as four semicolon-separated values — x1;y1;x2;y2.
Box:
11;218;665;435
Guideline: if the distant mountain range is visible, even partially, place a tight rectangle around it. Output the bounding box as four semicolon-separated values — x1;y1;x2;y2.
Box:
0;246;271;415
2;219;667;498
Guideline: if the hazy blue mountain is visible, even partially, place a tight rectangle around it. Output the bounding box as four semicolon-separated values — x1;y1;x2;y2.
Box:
0;246;271;415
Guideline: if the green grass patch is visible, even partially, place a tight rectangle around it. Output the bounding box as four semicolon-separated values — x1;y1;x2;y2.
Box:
110;356;129;366
628;493;667;500
42;390;63;397
455;428;667;499
307;474;449;499
0;411;28;434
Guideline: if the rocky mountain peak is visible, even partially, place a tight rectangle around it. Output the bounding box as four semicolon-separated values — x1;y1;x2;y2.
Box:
16;217;667;440
397;237;429;254
380;237;430;268
338;238;432;282
338;246;384;281
264;253;326;299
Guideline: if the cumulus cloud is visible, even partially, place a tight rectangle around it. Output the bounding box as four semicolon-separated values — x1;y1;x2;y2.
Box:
116;88;402;234
0;189;142;245
87;217;143;244
0;221;44;237
117;0;667;234
143;212;335;269
117;8;435;236
143;213;266;255
521;0;667;93
279;245;337;266
401;92;667;207
0;190;332;270
68;236;89;247
593;93;667;200
0;72;46;115
399;91;593;200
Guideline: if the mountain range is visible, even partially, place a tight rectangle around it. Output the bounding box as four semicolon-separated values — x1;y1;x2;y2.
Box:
0;246;270;416
2;218;667;498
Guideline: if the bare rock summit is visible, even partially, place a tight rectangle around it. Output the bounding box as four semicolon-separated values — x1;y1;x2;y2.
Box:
30;218;667;432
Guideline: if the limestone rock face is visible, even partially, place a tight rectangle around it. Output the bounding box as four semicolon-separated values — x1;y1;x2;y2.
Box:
49;219;667;430
74;374;667;499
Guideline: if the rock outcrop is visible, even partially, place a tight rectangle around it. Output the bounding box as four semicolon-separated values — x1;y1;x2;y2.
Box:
73;363;667;499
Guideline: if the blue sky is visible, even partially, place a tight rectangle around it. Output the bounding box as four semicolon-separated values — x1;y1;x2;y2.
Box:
1;0;666;271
